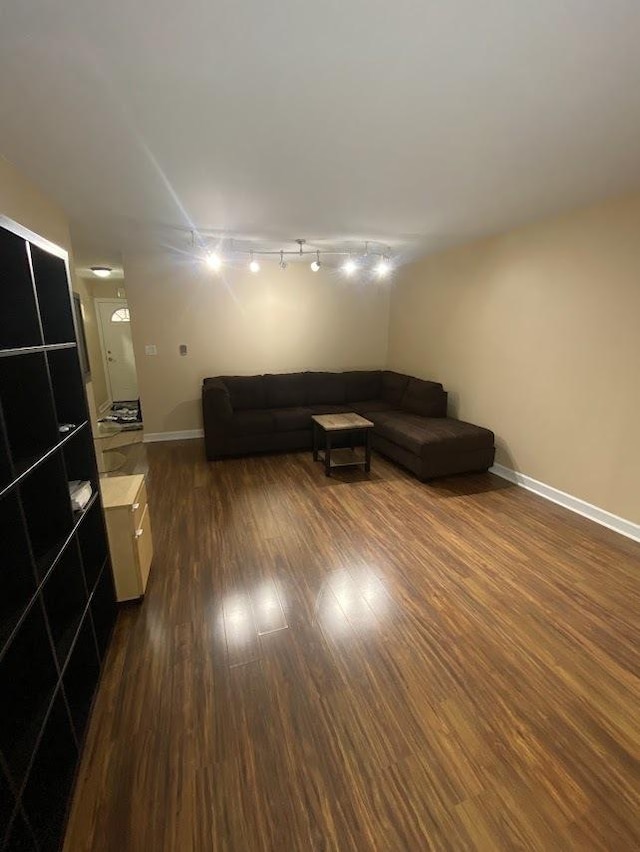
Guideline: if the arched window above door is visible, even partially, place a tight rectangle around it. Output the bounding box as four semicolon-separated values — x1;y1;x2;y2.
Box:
111;307;130;323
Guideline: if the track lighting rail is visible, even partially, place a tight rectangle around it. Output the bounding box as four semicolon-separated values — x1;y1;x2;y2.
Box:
196;233;393;277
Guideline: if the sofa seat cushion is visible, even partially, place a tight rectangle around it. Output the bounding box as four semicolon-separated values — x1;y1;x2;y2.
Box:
305;372;346;404
381;371;410;405
344;371;382;402
231;409;275;436
401;377;447;417
222;375;266;411
264;373;307;408
271;407;313;432
373;412;494;458
350;399;394;416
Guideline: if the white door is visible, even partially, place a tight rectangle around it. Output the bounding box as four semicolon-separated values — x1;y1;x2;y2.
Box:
96;300;139;401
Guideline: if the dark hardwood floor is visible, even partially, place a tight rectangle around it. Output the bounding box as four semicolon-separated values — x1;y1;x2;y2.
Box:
64;440;640;851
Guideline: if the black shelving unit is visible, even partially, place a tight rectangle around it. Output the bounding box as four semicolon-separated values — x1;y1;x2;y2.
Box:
0;216;117;852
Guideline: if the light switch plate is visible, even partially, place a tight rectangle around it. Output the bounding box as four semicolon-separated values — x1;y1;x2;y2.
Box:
144;344;157;356
179;344;187;356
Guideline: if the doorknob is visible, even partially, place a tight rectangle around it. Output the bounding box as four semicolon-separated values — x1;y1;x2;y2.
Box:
108;357;114;362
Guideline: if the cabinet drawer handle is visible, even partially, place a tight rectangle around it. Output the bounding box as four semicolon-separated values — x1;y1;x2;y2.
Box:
135;528;144;538
132;502;140;511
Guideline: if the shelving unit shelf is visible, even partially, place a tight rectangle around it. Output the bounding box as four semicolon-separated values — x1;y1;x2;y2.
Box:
0;216;117;852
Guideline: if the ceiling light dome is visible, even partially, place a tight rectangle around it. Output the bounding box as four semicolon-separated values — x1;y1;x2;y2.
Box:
91;266;112;278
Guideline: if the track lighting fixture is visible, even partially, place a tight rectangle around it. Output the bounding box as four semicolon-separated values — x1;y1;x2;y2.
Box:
205;252;222;271
191;234;393;275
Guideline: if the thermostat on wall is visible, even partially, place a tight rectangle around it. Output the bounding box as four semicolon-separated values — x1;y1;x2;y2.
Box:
144;344;157;356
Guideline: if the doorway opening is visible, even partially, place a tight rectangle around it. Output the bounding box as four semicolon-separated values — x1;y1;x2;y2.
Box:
95;297;142;433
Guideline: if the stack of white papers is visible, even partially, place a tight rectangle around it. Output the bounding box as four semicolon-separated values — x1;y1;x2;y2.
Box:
69;480;92;512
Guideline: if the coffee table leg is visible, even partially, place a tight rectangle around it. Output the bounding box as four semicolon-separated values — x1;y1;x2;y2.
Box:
325;430;331;476
313;422;319;461
365;429;371;473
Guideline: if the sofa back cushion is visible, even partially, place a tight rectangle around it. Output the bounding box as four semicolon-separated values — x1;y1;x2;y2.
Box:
305;372;346;405
264;372;307;408
401;377;447;417
221;375;266;411
381;371;410;406
215;371;446;415
344;370;382;402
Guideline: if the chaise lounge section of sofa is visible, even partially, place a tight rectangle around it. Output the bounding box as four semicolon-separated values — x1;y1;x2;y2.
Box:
202;370;495;481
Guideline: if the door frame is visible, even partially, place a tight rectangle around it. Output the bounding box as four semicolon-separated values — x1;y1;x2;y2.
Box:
95;297;136;404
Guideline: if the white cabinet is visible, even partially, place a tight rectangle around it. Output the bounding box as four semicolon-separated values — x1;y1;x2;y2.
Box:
100;474;154;601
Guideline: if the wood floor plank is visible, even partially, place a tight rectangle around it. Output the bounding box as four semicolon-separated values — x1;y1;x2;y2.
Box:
64;441;640;851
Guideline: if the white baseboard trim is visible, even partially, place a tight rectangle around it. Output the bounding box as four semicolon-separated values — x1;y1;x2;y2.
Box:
98;399;113;414
143;429;204;443
490;463;640;544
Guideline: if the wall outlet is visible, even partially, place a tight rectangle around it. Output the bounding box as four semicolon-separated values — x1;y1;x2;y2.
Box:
144;344;157;356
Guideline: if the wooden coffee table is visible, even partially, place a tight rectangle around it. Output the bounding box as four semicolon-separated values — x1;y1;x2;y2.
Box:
312;413;374;476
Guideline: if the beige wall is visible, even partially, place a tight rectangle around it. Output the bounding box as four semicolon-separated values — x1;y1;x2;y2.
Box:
0;154;72;253
90;280;126;300
388;194;640;524
0;155;101;419
124;251;390;434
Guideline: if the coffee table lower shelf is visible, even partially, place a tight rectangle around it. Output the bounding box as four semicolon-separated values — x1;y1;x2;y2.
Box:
317;448;367;468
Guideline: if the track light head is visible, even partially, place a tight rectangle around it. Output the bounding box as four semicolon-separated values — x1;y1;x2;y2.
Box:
375;257;390;278
310;251;321;272
249;252;260;273
279;251;288;270
343;258;357;276
205;252;222;271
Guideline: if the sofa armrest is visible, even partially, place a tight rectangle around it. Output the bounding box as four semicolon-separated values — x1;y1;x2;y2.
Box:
400;378;448;418
202;379;233;423
202;380;233;459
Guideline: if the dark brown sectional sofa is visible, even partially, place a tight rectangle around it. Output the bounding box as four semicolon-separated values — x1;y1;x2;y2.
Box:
202;370;495;481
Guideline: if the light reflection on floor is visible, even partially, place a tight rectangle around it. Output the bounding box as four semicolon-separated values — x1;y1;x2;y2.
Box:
216;566;391;658
252;581;285;632
317;566;391;639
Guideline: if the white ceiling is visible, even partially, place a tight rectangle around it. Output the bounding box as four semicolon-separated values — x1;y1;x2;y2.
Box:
2;0;640;268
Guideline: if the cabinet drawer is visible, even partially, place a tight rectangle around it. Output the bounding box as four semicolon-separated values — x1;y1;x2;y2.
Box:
134;503;153;594
101;474;153;602
131;480;148;531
